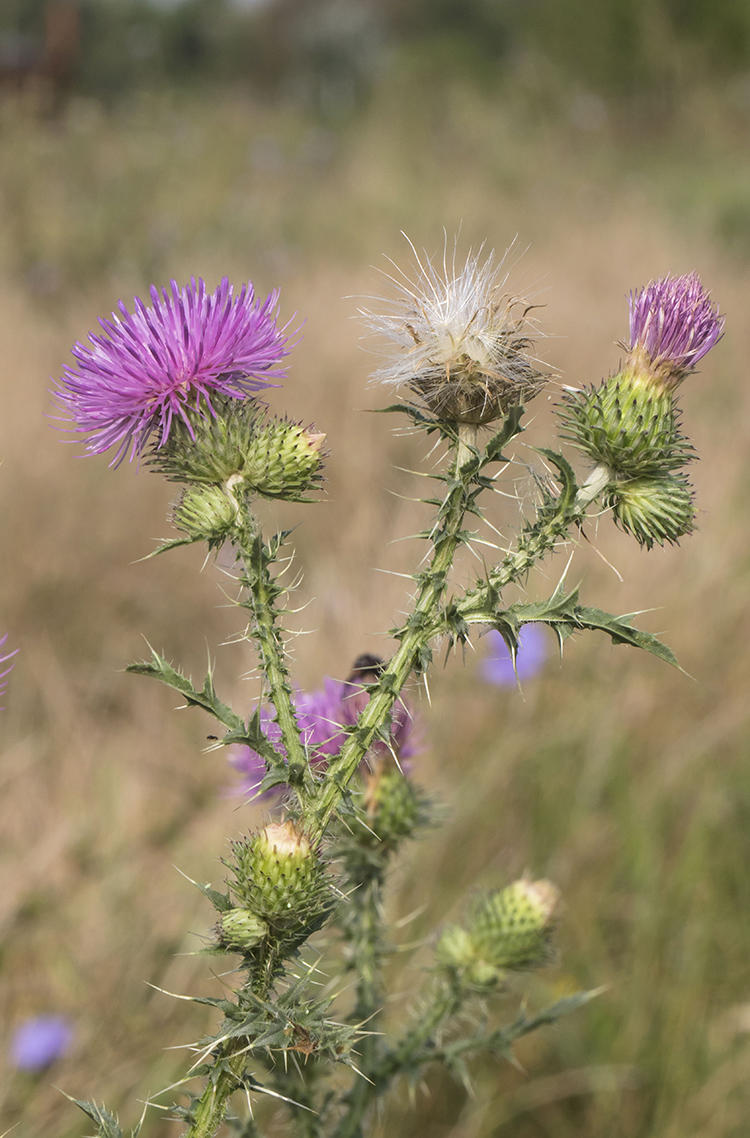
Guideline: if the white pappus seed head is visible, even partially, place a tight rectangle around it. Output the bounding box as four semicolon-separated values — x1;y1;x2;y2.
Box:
360;235;550;425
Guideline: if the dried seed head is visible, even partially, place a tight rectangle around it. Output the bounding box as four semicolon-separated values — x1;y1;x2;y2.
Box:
361;236;549;425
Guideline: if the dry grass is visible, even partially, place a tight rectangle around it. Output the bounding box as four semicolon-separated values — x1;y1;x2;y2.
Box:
2;76;750;1137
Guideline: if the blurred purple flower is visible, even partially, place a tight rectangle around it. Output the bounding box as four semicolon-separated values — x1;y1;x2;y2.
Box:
628;273;724;381
480;625;548;686
229;663;422;796
10;1016;73;1071
55;277;294;464
229;679;348;798
0;634;17;707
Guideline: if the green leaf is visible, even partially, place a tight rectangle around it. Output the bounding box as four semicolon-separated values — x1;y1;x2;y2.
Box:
481;404;525;467
193;880;233;913
533;447;579;510
141;535;204;559
66;1098;123;1138
126;647;247;731
221;707;287;770
498;988;603;1048
505;588;680;668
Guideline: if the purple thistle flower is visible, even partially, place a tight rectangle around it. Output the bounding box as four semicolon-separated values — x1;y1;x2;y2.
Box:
229;679;349;798
229;668;422;796
55;277;294;464
627;273;724;384
10;1016;73;1071
480;625;548;686
0;634;17;707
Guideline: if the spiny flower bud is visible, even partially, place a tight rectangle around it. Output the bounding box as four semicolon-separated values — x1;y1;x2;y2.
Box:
558;375;692;480
605;474;695;548
147;397;325;501
436;878;559;991
218;907;268;951
240;418;326;499
172;484;241;542
359;764;425;850
472;878;559;971
230;821;331;934
361;236;548;425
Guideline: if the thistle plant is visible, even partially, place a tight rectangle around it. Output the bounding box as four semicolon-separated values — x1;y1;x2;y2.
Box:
53;247;723;1138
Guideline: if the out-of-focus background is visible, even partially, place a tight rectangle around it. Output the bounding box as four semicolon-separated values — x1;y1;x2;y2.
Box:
2;1;750;1135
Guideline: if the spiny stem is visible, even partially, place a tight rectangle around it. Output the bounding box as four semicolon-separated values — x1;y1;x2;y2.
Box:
332;984;461;1138
238;528;308;784
184;1051;247;1138
303;452;474;844
456;422;478;470
335;868;386;1138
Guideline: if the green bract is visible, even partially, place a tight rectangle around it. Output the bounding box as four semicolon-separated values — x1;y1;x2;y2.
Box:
559;373;693;479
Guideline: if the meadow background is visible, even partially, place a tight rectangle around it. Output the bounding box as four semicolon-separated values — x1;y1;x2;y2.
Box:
3;2;750;1136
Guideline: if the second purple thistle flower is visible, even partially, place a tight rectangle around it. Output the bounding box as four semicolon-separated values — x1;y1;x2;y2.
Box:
55;277;294;463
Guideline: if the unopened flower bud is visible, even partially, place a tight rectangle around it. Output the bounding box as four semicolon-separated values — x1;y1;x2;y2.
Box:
218;907;268;950
436;878;559;991
605;474;695;548
240;419;326;500
148;398;325;501
172;484;240;542
360;765;424;850
559;375;692;480
230;821;331;934
472;878;559;971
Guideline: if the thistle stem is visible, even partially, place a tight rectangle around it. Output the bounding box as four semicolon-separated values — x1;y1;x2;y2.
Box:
335;871;385;1138
456;422;478;470
574;462;611;511
332;983;461;1138
303;452;474;843
184;1051;247;1138
238;527;308;784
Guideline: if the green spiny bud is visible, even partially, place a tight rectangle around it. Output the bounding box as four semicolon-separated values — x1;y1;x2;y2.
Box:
558;374;693;479
240;418;326;500
436;878;559;991
360;765;426;850
230;821;332;934
472;878;559;971
605;474;695;548
172;484;241;542
218;907;268;951
147;397;325;502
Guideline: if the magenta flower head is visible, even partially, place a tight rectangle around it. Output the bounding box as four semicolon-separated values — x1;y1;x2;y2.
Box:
229;658;423;796
0;633;17;707
10;1015;73;1071
229;679;349;798
480;625;548;686
626;273;724;389
55;277;294;464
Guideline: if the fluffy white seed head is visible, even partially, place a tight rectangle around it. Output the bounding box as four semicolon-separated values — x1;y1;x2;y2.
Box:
361;236;549;424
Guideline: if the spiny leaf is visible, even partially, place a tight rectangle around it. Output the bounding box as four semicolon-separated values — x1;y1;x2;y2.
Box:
126;648;246;730
480;404;525;466
221;707;287;770
533;447;579;510
506;593;679;668
193;880;233;913
65;1098;124;1138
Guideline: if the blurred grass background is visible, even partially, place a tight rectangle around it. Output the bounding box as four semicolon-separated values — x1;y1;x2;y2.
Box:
3;1;750;1135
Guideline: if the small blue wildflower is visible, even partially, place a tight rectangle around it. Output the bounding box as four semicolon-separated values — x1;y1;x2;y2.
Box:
480;625;548;686
10;1016;73;1071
